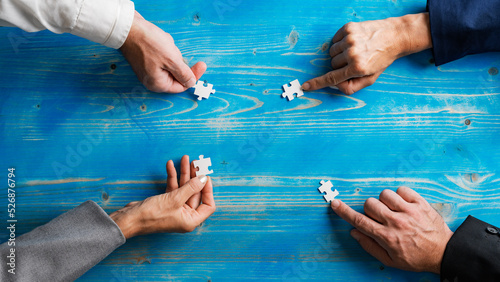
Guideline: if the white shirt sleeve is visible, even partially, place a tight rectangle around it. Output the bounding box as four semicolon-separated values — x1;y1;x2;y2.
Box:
0;0;135;49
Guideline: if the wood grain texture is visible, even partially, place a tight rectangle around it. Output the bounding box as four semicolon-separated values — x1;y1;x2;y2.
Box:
1;0;500;281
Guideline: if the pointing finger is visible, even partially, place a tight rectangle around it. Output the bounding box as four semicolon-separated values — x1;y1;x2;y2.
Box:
331;199;383;237
179;155;190;187
302;67;351;91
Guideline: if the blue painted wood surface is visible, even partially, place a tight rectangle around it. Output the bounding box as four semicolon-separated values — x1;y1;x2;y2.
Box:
1;0;500;281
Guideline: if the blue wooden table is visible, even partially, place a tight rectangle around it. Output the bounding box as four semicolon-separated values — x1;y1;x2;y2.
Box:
1;0;500;281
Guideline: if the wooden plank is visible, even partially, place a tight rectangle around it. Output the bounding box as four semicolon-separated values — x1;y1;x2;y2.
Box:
1;0;500;280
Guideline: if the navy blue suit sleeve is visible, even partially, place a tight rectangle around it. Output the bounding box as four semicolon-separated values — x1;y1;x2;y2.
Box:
440;216;500;281
427;0;500;66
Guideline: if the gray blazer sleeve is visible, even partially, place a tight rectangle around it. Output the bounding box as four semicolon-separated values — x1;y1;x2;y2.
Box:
0;201;126;282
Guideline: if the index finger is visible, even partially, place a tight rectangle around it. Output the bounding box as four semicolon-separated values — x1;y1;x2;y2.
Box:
303;67;351;91
179;155;191;187
331;199;383;236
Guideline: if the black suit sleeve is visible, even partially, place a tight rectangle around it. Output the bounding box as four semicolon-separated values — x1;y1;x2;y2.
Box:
441;215;500;281
427;0;500;66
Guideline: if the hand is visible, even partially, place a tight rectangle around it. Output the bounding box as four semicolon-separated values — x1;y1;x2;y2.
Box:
303;13;432;95
331;186;453;274
165;155;201;209
110;156;216;239
120;11;207;93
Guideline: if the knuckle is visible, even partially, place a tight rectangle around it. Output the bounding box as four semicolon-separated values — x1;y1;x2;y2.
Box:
379;230;394;245
145;78;166;93
329;45;336;56
343;22;355;33
352;213;367;228
324;73;338;85
421;203;434;214
209;204;217;214
397;186;409;193
181;222;196;233
371;226;385;239
364;197;377;208
346;47;357;58
379;189;392;200
187;181;199;194
350;62;366;76
330;58;338;68
344;88;355;95
171;192;184;207
187;225;196;233
164;57;177;68
391;216;405;228
344;35;355;45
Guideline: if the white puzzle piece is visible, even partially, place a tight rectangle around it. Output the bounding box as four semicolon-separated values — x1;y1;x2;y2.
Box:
193;155;214;176
282;79;304;101
318;180;339;203
193;80;216;100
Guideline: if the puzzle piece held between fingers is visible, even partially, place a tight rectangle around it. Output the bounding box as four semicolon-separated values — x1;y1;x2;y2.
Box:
193;81;216;100
282;79;304;101
193;155;214;176
318;180;339;203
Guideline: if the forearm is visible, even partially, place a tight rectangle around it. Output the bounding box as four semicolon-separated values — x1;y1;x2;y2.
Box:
0;201;125;281
0;0;135;48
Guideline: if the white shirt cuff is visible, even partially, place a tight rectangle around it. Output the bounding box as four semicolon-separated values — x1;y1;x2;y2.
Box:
71;0;135;49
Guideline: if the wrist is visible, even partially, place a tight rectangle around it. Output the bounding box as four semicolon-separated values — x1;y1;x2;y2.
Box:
110;208;140;240
120;11;144;52
430;229;454;274
394;13;432;58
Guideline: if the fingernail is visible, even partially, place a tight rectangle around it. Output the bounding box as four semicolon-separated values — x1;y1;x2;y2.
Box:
198;175;208;184
329;85;339;90
351;230;361;241
302;82;310;91
186;78;196;88
331;199;340;209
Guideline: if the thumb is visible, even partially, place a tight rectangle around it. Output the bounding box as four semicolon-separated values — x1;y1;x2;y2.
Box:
351;229;393;267
302;67;351;91
336;71;382;95
174;175;208;204
167;54;197;88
